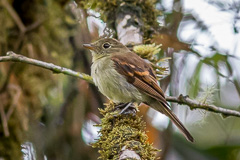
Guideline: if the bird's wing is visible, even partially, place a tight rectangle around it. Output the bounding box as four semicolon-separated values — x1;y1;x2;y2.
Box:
111;52;167;105
112;52;194;142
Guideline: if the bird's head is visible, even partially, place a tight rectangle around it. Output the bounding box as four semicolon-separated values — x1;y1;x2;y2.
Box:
83;38;129;61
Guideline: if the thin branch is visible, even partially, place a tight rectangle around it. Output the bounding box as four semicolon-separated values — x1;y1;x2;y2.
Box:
6;85;22;121
0;51;240;118
0;51;93;84
25;19;45;33
0;103;10;137
166;95;240;118
0;63;15;93
2;0;26;33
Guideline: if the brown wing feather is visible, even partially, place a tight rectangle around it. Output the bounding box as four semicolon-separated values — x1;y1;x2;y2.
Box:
112;52;166;102
132;78;167;104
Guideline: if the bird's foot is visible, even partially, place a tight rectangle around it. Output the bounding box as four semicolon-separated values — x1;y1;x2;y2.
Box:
115;102;136;115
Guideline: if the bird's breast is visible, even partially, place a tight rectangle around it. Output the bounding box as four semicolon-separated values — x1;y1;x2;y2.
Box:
91;57;144;103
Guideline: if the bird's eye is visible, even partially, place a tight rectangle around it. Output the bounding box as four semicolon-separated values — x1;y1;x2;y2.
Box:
103;43;111;49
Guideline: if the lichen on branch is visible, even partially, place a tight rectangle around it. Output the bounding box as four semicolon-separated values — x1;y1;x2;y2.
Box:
78;0;161;39
92;102;159;159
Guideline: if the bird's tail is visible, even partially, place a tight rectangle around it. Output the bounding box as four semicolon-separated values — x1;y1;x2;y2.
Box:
152;101;194;142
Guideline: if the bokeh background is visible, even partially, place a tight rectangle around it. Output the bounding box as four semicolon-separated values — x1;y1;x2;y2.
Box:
0;0;240;160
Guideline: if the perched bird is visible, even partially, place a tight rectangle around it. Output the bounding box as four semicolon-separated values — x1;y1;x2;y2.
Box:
83;38;194;142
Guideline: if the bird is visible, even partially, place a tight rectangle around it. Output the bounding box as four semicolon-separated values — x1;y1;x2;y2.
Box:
83;38;194;142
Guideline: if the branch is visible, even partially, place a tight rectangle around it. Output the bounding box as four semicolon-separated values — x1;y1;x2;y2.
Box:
0;102;10;137
120;146;141;160
166;95;240;118
116;14;143;45
92;102;158;159
115;4;143;45
2;0;26;33
0;51;93;84
1;52;240;118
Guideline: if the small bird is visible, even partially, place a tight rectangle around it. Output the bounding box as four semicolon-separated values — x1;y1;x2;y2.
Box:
83;38;194;142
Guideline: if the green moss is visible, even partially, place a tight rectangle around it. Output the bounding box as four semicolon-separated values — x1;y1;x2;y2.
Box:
92;102;160;159
78;0;160;39
133;43;161;60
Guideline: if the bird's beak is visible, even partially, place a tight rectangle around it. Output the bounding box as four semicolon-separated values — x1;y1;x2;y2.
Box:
83;43;95;50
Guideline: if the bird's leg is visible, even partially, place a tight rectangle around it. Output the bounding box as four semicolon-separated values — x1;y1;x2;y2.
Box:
119;103;133;114
115;102;128;109
115;102;136;115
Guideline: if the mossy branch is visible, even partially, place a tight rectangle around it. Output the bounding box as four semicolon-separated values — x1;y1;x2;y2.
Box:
0;51;240;118
92;102;159;159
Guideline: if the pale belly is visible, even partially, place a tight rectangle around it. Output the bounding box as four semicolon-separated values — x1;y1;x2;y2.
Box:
91;57;144;103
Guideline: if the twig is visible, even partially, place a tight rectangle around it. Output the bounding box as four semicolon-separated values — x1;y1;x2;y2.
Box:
166;95;240;118
1;0;42;34
2;0;26;33
0;63;15;93
0;51;240;118
6;85;22;121
2;0;45;50
0;51;93;84
0;103;10;137
25;19;45;33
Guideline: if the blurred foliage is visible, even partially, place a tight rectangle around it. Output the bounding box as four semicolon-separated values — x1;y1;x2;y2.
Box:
152;33;191;51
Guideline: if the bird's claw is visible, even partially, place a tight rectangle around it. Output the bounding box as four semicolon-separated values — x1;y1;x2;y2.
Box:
114;103;136;115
